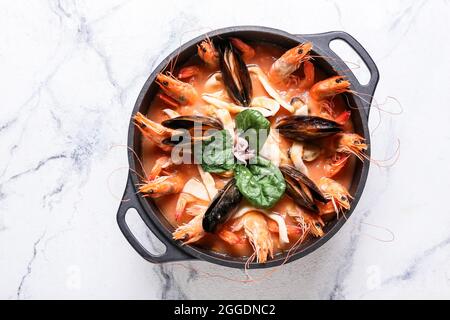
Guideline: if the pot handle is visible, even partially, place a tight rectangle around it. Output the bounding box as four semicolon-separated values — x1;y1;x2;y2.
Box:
117;175;193;263
297;31;379;120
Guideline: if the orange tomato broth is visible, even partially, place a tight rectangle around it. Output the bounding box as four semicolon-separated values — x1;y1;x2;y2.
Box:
140;42;356;258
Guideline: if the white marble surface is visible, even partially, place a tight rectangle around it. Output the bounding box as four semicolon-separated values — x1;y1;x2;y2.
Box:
1;0;450;300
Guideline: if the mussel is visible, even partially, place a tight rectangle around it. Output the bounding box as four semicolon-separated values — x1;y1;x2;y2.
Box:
161;115;223;130
202;179;242;233
217;40;253;107
276;115;342;142
161;115;223;147
280;164;326;213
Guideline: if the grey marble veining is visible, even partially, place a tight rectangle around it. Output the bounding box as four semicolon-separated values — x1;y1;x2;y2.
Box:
0;0;449;299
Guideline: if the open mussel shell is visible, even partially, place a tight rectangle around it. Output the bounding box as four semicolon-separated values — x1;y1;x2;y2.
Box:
217;40;253;107
285;177;319;213
280;164;327;213
161;134;193;146
161;115;223;130
280;164;326;202
276;115;342;142
202;179;242;233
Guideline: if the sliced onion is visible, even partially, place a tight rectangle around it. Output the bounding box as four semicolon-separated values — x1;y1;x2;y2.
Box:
182;177;210;202
197;166;218;200
214;108;235;137
250;96;280;117
290;142;309;175
204;72;223;91
248;65;294;113
294;104;308;116
162;108;180;118
202;93;244;114
259;130;282;167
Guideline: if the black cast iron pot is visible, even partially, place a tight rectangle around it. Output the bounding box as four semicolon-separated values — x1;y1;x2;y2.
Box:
117;26;379;269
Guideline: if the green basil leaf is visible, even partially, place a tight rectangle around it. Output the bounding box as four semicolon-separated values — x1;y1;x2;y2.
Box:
235;109;270;151
234;156;286;208
196;129;235;173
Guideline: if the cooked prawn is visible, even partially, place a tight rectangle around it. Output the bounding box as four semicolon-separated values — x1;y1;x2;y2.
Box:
286;203;323;237
173;213;205;244
323;153;351;178
230;37;255;60
133;112;173;152
302;212;325;237
318;177;353;215
268;42;313;84
177;66;201;79
149;156;173;179
175;178;210;222
336;133;368;161
158;93;180;108
266;219;302;238
217;229;244;245
156;73;198;105
309;76;351;101
139;174;185;198
233;212;274;263
298;60;315;91
198;39;219;69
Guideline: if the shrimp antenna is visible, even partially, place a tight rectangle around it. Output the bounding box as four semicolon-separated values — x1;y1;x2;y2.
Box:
109;144;150;180
309;54;362;72
348;90;404;116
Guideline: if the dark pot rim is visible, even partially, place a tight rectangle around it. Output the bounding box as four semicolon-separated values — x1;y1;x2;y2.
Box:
117;25;379;269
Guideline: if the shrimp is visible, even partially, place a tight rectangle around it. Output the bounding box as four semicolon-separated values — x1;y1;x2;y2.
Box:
333;111;351;125
229;37;255;60
309;76;352;120
234;212;274;263
149;156;173;179
156;73;198;105
175;193;209;221
177;66;200;79
198;39;219;69
323;132;365;177
286;203;323;237
175;178;210;222
302;212;325;237
316;108;351;126
268;42;313;84
298;60;315;91
217;229;244;245
323;153;351;178
173;213;205;244
266;219;302;238
158;93;180;108
133;112;173;152
309;76;351;101
336;133;368;161
139;174;185;198
318;177;353;215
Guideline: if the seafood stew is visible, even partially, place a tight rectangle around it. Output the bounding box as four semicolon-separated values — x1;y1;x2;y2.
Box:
131;33;371;265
